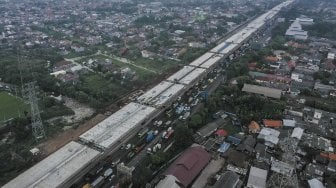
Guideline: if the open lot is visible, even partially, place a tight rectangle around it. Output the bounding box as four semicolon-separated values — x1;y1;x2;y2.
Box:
0;92;29;122
133;57;180;74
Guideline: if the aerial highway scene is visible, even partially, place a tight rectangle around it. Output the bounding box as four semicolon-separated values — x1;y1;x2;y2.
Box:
0;0;336;187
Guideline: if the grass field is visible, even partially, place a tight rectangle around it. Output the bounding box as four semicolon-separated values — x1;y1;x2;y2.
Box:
78;55;157;80
0;92;30;122
133;57;180;73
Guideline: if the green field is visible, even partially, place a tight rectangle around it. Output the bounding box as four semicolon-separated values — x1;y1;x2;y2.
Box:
0;92;30;122
133;57;180;73
78;55;157;80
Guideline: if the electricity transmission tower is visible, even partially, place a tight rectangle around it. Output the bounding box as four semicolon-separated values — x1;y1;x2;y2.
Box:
13;8;45;140
22;82;45;140
15;21;45;140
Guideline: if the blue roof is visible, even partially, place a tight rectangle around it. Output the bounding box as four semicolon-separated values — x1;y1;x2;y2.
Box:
218;142;231;153
226;136;241;145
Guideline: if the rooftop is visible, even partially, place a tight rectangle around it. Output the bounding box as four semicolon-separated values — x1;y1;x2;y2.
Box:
249;121;261;133
156;175;181;188
258;128;280;147
164;144;211;187
242;84;282;99
271;160;294;175
247;166;268;188
197;119;225;138
263;119;283;128
291;127;304;140
211;171;242;188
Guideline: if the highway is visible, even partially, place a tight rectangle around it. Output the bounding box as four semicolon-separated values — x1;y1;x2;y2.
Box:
3;1;295;187
72;2;292;186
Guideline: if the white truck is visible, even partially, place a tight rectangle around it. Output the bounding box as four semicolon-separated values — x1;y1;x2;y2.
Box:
91;176;104;188
103;168;113;178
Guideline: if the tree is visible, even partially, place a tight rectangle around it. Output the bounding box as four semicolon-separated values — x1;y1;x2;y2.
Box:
173;125;193;150
132;163;153;187
299;88;321;97
119;176;132;188
189;114;203;129
11;118;31;141
151;151;168;166
313;71;331;84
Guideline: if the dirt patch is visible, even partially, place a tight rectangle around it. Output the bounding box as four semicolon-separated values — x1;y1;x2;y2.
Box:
63;97;95;123
38;114;106;156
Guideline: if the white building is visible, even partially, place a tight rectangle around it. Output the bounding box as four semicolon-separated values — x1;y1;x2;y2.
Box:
296;17;314;25
258;128;280;147
291;72;303;82
291;127;304;140
308;178;325;188
247;166;268;188
327;53;335;60
285;20;308;40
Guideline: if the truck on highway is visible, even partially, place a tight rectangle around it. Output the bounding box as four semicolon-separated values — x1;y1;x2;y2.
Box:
165;121;172;126
82;183;91;188
111;159;120;167
146;131;155;142
164;128;174;139
156;120;163;127
91;176;104;188
161;131;167;138
191;99;199;107
138;128;149;138
127;152;135;159
125;144;133;150
182;111;190;120
103;168;113;178
153;143;162;152
147;143;162;154
134;143;146;153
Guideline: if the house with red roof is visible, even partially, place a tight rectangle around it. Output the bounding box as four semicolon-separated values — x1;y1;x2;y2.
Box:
265;56;279;62
248;121;261;133
158;144;211;188
321;152;336;161
263;119;283;128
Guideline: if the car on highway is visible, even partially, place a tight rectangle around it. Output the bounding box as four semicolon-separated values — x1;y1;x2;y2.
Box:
103;168;113;177
138;128;149;138
126;144;133;150
111;159;120;167
165;120;172;126
108;175;116;182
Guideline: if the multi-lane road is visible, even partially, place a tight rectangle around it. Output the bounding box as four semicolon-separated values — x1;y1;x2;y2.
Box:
3;1;295;187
